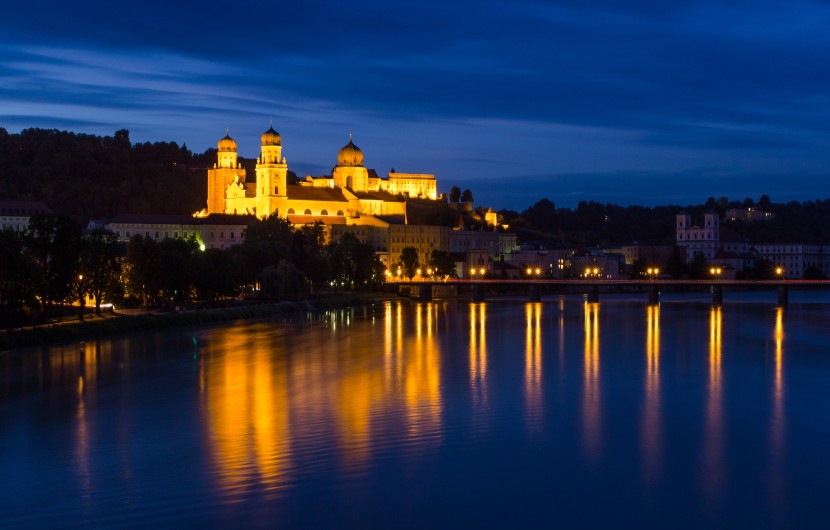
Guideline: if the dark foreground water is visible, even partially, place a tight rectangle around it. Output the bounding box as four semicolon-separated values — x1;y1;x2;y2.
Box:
2;295;830;528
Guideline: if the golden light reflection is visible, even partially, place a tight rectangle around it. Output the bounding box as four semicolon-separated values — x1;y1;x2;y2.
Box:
772;308;784;449
769;307;786;504
469;303;488;406
405;303;443;443
641;304;661;482
582;302;601;462
202;332;292;499
525;303;543;430
703;305;723;498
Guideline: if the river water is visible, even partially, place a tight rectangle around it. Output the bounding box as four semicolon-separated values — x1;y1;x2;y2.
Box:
1;295;829;528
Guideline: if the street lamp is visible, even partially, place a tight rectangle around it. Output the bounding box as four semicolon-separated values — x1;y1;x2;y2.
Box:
479;267;486;277
646;267;660;279
709;266;722;279
775;267;784;280
77;274;84;322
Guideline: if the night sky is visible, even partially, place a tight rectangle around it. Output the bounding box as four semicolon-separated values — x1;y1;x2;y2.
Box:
2;1;830;210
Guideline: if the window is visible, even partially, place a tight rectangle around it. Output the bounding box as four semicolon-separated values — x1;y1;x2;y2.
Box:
304;209;312;215
337;210;344;216
321;210;328;216
287;209;295;215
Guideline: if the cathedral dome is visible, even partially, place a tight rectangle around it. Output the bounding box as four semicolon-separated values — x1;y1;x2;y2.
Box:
337;135;364;167
217;132;237;152
261;126;282;146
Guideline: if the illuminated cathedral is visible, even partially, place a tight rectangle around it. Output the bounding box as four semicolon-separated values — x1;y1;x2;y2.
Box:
200;126;439;226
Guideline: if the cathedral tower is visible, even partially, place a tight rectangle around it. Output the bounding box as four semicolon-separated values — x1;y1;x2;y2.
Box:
255;124;288;217
332;133;369;192
207;132;246;214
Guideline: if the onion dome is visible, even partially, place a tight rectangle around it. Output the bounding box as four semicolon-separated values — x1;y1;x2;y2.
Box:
217;131;237;152
261;125;282;146
337;133;364;167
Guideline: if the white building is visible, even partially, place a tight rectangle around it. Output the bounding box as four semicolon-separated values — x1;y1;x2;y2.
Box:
753;243;829;279
0;200;51;232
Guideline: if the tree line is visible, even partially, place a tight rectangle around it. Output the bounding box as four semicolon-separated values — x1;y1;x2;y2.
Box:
502;195;830;246
0;213;385;328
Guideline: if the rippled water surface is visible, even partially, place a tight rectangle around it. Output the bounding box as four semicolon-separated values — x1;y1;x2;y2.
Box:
2;297;830;528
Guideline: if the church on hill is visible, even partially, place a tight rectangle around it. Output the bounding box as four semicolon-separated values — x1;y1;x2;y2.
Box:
199;126;439;226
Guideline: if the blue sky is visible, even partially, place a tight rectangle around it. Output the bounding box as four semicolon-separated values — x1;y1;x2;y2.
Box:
2;1;830;210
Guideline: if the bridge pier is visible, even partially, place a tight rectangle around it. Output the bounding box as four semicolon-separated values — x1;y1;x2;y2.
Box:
777;285;789;306
529;284;541;302
648;286;660;305
472;284;486;302
711;285;723;306
586;285;599;303
418;284;432;302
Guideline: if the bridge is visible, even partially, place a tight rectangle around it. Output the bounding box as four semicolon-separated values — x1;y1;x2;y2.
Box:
396;279;830;305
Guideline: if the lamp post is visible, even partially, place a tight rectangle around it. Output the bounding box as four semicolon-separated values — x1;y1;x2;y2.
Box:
77;274;85;322
709;266;722;280
775;267;784;281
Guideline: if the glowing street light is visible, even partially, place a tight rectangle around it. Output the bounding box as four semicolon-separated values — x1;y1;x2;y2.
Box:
709;266;723;279
775;267;784;280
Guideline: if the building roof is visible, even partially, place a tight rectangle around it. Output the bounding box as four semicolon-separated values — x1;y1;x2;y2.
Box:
109;213;196;225
287;185;349;202
374;215;406;225
199;214;258;226
352;190;405;202
0;200;52;216
287;215;347;226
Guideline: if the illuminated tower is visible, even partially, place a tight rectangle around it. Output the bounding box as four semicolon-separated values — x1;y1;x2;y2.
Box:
332;133;369;192
207;131;246;214
255;124;288;217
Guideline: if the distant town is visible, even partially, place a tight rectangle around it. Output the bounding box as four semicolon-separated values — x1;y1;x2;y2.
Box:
2;127;830;326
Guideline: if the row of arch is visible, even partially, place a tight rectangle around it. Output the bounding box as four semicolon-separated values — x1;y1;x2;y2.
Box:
286;208;345;216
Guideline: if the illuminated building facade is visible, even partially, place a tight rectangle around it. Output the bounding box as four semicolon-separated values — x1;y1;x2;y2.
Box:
203;128;438;226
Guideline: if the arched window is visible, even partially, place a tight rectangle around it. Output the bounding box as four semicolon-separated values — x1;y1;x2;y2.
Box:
336;210;344;216
287;209;295;215
321;209;328;216
304;209;312;215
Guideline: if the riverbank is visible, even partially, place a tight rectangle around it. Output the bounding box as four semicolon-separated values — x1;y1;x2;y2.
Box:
0;293;395;351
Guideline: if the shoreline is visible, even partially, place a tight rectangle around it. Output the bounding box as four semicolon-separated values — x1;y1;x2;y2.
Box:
0;293;397;352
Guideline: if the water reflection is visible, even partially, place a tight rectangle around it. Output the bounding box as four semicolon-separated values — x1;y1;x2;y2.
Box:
201;332;293;500
405;303;443;445
582;302;601;462
525;303;543;431
641;304;662;483
703;306;723;498
200;301;445;499
469;303;488;407
769;307;786;506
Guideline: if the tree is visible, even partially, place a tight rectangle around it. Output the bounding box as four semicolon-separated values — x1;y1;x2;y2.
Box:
429;249;456;278
329;233;383;289
0;228;38;326
79;229;122;315
294;222;330;294
449;186;461;203
399;247;420;281
257;261;307;300
25;213;82;319
664;244;687;278
460;189;474;203
126;235;162;308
